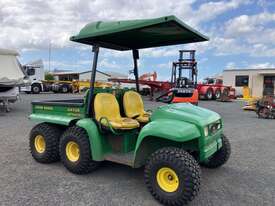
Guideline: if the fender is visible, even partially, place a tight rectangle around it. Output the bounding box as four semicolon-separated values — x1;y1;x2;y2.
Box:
76;118;107;161
32;81;44;91
198;85;209;95
29;114;79;126
133;119;201;167
212;86;218;93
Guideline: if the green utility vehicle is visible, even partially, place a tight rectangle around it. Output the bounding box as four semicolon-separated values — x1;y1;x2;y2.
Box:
29;16;231;206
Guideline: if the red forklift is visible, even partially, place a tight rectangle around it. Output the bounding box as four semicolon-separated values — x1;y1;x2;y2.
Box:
156;50;199;104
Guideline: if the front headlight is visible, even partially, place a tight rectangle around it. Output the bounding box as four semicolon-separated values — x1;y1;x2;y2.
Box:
204;126;209;137
217;122;221;129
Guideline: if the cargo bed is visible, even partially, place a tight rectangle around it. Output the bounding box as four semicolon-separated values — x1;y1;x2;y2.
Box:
32;99;85;107
30;98;87;125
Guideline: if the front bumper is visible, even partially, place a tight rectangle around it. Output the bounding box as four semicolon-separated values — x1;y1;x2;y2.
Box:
199;129;223;161
20;86;31;92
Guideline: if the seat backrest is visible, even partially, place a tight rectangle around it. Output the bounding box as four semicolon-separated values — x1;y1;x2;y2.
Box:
123;91;144;118
94;93;121;121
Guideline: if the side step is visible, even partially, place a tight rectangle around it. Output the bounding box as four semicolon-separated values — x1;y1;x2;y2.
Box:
104;152;134;167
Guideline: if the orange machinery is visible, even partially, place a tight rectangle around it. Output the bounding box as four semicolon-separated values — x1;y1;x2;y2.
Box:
110;50;199;105
156;50;199;105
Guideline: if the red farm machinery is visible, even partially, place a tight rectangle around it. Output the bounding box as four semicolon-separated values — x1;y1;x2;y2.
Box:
197;77;235;101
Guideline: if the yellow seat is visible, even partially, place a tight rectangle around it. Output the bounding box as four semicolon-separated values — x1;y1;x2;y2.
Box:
94;93;140;130
123;91;150;123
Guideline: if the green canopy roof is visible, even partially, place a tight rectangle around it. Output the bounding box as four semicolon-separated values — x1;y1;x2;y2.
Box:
70;15;209;51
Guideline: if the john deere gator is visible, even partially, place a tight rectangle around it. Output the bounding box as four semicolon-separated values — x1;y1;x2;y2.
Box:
29;15;231;206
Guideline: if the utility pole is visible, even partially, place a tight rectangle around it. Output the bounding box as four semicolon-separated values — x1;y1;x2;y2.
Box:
48;41;51;71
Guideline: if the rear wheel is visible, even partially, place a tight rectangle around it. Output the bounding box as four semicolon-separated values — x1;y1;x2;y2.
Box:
59;126;100;174
29;123;62;163
61;85;69;93
201;134;231;168
215;89;221;99
257;107;269;118
205;89;213;100
144;147;201;206
156;92;174;103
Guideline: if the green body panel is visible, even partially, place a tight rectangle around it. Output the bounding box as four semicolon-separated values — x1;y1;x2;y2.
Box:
32;104;86;117
133;119;200;167
70;15;208;50
75;118;139;161
30;102;86;125
133;103;223;167
76;118;107;161
29;113;79;126
150;103;221;127
135;119;200;147
201;130;223;160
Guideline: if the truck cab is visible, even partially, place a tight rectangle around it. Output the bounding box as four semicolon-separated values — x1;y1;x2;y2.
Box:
21;60;46;94
202;77;223;85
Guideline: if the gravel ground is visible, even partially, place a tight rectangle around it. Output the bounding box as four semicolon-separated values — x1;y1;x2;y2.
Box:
0;93;275;206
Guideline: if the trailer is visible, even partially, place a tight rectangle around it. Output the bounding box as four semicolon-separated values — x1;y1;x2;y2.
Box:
197;77;235;101
109;78;171;98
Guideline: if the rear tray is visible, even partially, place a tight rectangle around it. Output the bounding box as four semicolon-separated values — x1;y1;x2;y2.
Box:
32;99;84;107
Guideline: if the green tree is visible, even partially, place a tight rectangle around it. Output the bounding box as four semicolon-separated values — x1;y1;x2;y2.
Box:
45;72;54;80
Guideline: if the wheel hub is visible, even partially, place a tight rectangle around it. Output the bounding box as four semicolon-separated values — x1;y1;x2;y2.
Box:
66;141;80;162
156;167;179;192
34;135;46;153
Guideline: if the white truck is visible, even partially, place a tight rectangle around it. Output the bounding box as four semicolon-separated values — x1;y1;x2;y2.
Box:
21;60;73;94
20;60;51;94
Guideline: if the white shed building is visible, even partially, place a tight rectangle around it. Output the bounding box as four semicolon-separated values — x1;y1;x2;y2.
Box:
223;68;275;97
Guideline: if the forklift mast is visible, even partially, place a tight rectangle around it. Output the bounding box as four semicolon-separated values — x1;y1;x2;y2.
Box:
171;50;198;88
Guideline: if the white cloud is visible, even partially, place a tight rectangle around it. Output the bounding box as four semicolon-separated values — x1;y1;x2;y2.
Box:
225;62;237;69
0;0;247;51
155;62;171;69
214;11;275;57
225;61;275;70
191;0;250;25
98;58;121;69
249;62;275;69
141;47;177;58
98;58;132;72
2;0;265;73
225;12;275;37
102;49;131;58
43;59;90;71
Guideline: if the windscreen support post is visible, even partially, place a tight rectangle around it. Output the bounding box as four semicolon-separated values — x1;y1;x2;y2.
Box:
132;49;140;92
87;45;99;118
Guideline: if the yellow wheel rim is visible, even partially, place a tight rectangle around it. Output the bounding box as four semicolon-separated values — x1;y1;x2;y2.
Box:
156;167;179;192
34;135;46;153
66;141;80;162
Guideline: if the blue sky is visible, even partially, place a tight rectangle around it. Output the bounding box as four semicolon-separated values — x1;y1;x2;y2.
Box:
1;0;275;80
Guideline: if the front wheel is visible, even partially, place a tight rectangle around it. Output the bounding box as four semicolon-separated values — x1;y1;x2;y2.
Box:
201;134;231;168
31;84;41;94
59;126;100;174
144;147;201;206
